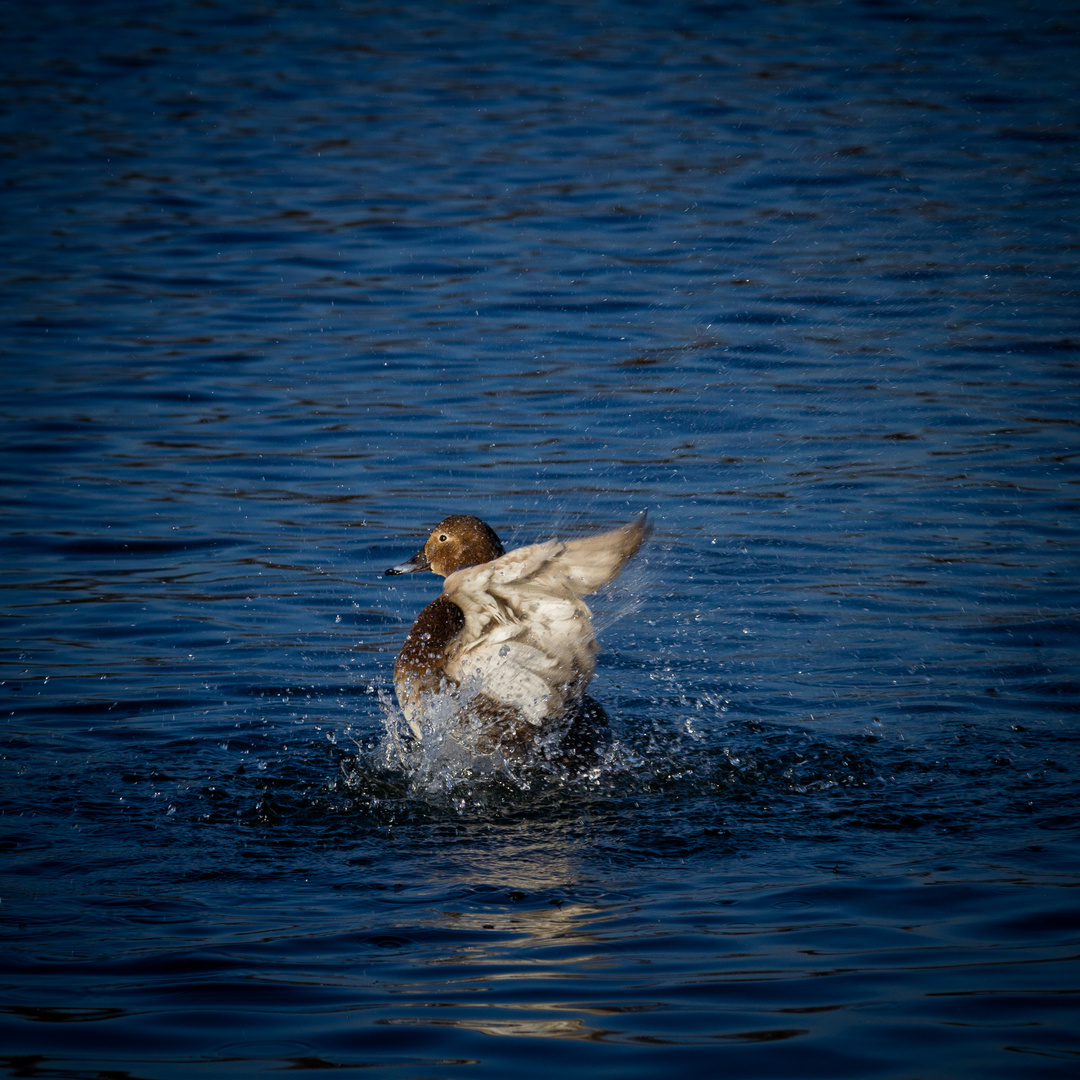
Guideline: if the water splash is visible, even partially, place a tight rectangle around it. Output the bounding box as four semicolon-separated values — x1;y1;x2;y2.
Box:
361;681;600;804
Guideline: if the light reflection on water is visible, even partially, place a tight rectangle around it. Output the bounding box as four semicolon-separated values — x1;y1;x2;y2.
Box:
1;0;1079;1076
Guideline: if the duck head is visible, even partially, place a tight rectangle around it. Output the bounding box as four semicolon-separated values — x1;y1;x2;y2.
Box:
385;514;506;578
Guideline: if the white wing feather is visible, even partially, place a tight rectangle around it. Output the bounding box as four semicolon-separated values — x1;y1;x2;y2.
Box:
439;514;649;723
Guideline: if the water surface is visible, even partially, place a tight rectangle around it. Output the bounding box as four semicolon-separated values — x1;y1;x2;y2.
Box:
2;1;1079;1077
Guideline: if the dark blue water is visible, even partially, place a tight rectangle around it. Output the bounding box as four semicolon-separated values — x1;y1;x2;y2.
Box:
2;1;1079;1076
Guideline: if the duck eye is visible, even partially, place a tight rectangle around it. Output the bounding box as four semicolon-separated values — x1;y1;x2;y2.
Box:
439;533;448;542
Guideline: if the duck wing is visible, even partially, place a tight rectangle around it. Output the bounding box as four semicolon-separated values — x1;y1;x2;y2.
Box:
553;511;650;595
445;511;649;598
439;514;649;724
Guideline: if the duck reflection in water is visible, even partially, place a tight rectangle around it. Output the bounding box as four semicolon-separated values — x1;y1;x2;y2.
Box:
385;512;649;760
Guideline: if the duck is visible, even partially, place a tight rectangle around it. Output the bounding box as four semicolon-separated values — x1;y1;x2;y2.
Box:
385;512;650;756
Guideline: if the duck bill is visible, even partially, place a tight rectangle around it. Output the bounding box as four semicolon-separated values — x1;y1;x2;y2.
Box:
384;548;431;576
